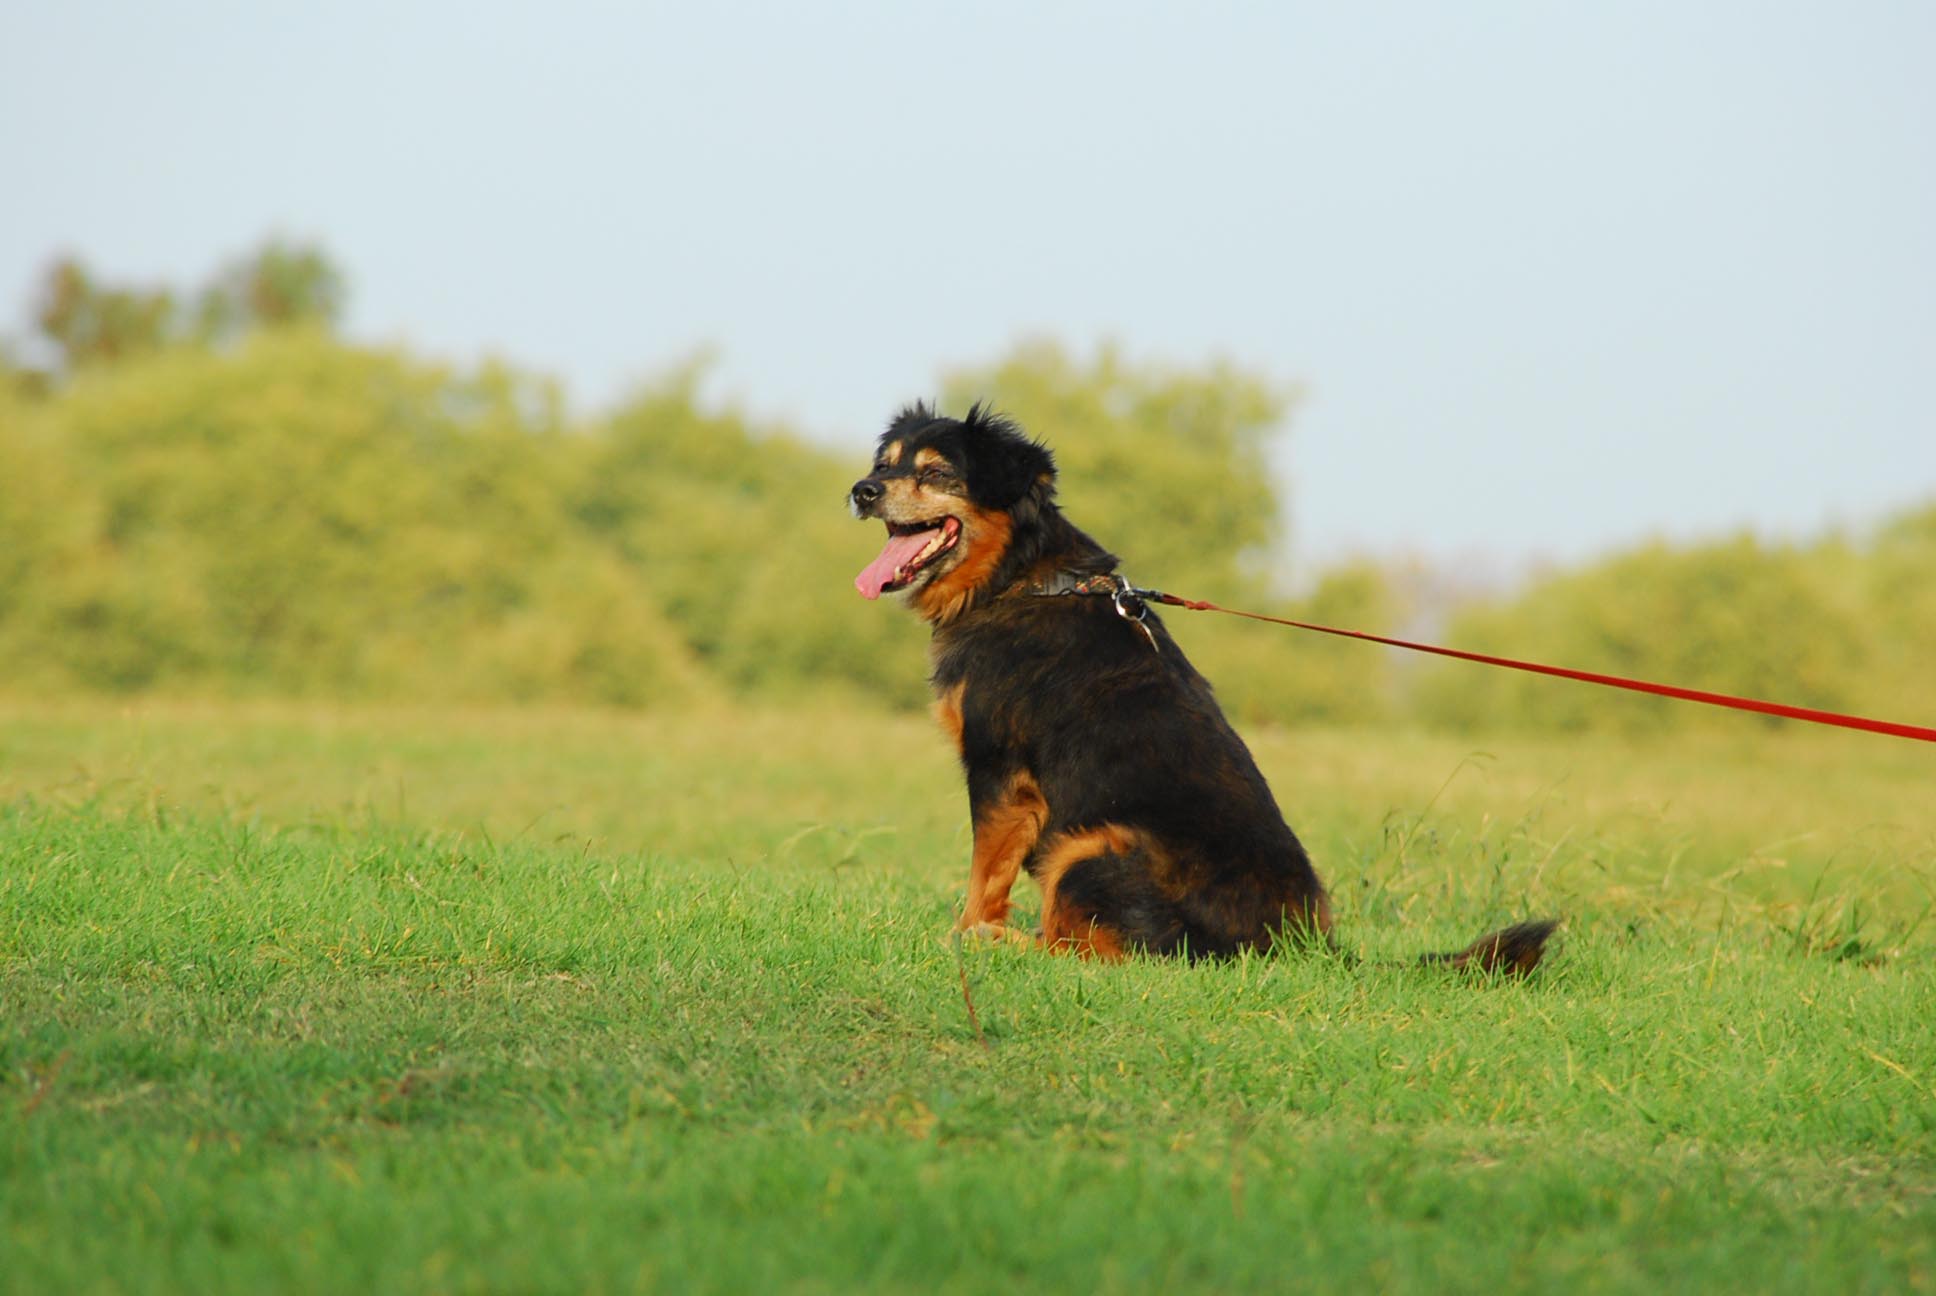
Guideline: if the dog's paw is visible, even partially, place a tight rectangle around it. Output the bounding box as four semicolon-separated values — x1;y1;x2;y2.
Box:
954;921;1031;946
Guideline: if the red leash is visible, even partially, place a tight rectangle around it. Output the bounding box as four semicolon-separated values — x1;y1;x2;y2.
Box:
1131;588;1936;745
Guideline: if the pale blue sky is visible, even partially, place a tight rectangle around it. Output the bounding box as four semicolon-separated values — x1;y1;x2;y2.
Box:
4;2;1931;576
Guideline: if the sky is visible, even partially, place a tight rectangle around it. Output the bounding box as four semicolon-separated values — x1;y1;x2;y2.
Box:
3;1;1932;579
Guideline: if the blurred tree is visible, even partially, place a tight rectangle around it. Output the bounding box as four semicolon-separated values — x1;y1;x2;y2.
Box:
0;390;96;650
15;241;347;386
32;256;177;371
5;333;702;704
1859;500;1936;723
193;238;346;342
0;338;52;399
1412;534;1871;734
573;358;930;707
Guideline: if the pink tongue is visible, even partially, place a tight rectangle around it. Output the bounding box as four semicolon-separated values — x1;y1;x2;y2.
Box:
855;528;943;599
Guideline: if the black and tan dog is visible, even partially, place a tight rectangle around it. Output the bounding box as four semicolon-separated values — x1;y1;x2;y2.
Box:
851;402;1555;972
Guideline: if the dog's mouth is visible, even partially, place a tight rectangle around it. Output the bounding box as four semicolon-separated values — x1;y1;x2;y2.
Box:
855;517;962;600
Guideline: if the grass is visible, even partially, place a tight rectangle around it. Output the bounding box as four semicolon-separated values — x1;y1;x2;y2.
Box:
2;696;1933;1293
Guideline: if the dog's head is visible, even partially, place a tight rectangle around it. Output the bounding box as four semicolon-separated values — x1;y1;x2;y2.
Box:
850;403;1054;620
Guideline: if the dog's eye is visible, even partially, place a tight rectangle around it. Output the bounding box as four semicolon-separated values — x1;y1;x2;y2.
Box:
918;464;956;484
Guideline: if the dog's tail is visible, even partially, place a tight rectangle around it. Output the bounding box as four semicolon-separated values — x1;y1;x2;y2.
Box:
1416;918;1561;977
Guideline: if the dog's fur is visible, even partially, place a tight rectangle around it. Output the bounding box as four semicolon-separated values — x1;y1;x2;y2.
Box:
850;402;1555;972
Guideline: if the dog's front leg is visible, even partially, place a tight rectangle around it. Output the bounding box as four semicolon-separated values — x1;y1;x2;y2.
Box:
958;770;1046;934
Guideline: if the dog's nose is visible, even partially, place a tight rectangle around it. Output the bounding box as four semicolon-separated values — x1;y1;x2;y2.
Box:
850;478;885;509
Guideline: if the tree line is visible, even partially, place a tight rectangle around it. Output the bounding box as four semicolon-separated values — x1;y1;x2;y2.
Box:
3;244;1929;733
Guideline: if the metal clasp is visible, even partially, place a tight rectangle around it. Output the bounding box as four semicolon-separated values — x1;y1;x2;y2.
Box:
1112;585;1159;653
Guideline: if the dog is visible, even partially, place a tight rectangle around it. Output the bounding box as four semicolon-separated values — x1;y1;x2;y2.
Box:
851;402;1555;972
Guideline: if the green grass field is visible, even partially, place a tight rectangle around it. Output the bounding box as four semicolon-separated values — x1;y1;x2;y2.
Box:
3;698;1933;1293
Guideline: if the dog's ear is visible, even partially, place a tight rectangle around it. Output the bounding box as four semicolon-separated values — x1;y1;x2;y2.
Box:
960;403;1055;509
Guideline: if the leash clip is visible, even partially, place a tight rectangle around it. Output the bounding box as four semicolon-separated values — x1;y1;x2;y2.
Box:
1112;584;1159;654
